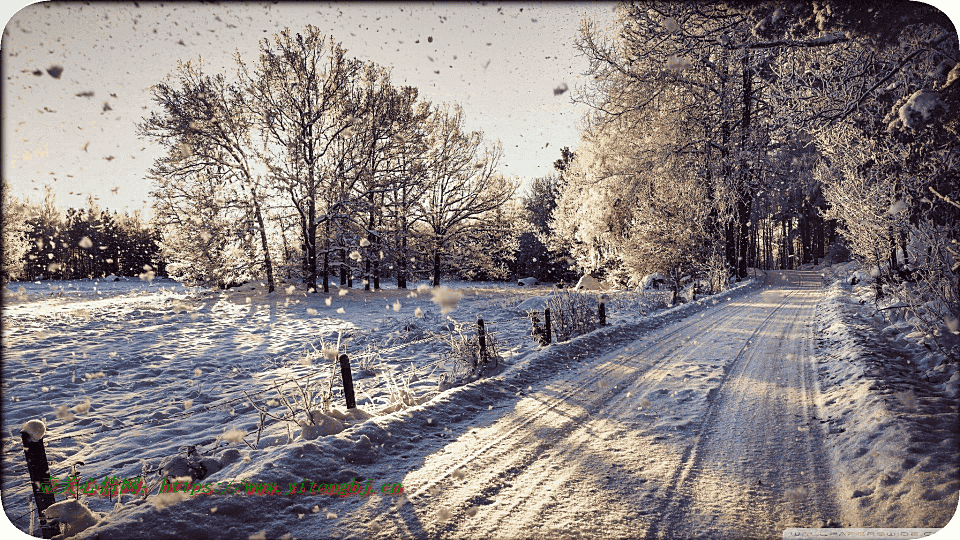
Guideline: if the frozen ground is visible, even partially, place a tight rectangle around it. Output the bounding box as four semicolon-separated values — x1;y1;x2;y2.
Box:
1;269;957;539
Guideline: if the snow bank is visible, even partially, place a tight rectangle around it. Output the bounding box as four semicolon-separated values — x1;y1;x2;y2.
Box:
574;275;602;290
815;278;958;527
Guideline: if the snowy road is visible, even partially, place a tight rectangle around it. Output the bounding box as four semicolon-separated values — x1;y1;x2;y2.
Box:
340;270;839;539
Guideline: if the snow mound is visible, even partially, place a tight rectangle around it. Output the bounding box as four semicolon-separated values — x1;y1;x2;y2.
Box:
574;275;602;290
326;407;374;426
640;273;669;290
42;499;100;539
896;90;946;130
299;410;346;440
517;277;538;287
514;294;553;313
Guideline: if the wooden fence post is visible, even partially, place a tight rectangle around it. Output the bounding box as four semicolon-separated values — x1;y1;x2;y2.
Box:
339;354;356;409
21;425;57;539
544;308;552;344
477;318;487;367
598;302;606;326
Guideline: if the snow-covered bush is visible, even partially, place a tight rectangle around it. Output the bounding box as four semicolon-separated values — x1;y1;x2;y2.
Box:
546;289;600;342
244;374;335;446
381;369;422;412
431;318;501;383
1;181;31;282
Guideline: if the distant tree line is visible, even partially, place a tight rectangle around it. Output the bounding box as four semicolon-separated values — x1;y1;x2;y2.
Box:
1;184;164;282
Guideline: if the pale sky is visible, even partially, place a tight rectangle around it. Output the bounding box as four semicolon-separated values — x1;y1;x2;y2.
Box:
2;1;619;213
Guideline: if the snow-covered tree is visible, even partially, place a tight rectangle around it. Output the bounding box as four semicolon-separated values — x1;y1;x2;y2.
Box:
246;27;360;293
1;180;31;281
514;174;572;282
382;88;432;288
152;167;253;288
141;60;277;292
417;104;516;286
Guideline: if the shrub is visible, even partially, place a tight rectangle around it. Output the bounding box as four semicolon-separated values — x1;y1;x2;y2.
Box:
546;289;600;341
431;318;501;383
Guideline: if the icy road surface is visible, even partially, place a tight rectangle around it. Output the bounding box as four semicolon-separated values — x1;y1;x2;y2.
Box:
342;270;838;539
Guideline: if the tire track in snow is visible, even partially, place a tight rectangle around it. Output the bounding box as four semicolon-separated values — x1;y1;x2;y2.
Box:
454;275;809;539
642;270;839;539
346;283;772;538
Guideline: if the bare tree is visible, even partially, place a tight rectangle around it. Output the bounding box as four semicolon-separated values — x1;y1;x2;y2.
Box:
245;27;359;293
417;104;516;286
141;60;276;291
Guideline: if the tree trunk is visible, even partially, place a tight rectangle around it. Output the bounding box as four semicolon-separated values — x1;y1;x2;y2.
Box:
889;230;899;273
781;218;788;270
725;221;736;278
397;228;408;289
364;258;371;291
432;248;441;287
786;218;794;270
250;190;275;293
736;191;751;279
735;50;753;281
322;248;330;293
339;242;347;287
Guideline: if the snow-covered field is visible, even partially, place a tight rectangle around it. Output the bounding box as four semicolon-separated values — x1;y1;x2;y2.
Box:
2;269;957;539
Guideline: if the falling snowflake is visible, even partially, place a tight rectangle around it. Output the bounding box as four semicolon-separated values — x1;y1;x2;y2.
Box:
220;428;246;445
54;405;75;422
72;400;91;414
430;287;462;314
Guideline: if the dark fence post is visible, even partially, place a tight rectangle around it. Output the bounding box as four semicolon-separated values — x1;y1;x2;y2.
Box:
544;308;552;344
598;302;606;326
21;424;57;539
338;354;356;409
477;318;487;367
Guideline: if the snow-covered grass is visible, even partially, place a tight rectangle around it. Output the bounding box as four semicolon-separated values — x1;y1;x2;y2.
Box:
11;267;954;538
1;275;694;535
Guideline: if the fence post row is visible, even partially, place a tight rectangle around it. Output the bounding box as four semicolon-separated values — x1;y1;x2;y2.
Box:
338;354;356;410
544;308;552;344
477;318;487;367
21;428;57;539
